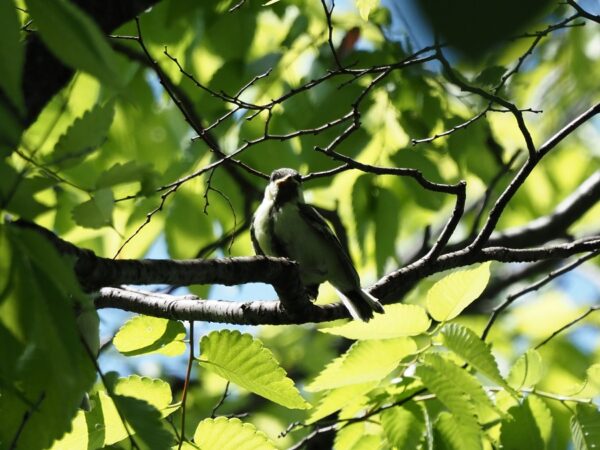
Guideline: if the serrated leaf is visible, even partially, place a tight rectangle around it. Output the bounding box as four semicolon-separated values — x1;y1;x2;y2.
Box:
0;0;24;113
49;101;115;167
113;315;186;357
426;262;491;322
307;382;378;424
113;375;176;417
435;411;482;450
26;0;126;88
71;188;114;229
500;397;546;450
422;353;498;420
381;403;426;450
199;330;310;409
441;323;512;392
507;349;543;389
356;0;380;21
320;304;431;340
193;417;277;450
306;337;416;392
416;359;477;422
571;404;600;450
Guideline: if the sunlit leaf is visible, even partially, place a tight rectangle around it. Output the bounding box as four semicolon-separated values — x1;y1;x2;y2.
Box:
435;411;482;450
113;375;176;417
307;382;378;424
426;263;491;322
194;417;277;450
441;323;511;392
507;349;543;389
500;397;549;450
113;315;186;357
199;330;310;409
381;403;426;450
320;304;431;340
421;353;498;420
306;337;416;392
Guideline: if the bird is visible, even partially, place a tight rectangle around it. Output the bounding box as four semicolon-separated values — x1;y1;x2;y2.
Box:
250;168;385;322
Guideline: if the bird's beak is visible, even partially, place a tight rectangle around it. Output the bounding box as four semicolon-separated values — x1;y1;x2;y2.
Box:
275;174;296;186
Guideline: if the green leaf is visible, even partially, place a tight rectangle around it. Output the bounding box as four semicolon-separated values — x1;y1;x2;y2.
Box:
113;315;186;357
375;188;400;276
25;0;126;88
199;330;310;409
0;0;25;113
500;397;548;450
307;382;378;424
441;323;512;392
320;304;431;340
351;173;375;256
0;225;96;449
381;403;426;449
95;161;153;189
356;0;380;21
421;353;498;420
426;262;491;321
0;164;54;219
113;375;175;417
587;364;600;393
306;337;416;392
193;417;277;450
571;404;600;450
507;349;543;389
435;411;482;450
49;100;115;167
49;410;88;450
71;188;114;229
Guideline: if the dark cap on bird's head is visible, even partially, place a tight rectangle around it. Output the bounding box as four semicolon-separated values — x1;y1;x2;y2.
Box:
268;168;303;204
270;168;302;183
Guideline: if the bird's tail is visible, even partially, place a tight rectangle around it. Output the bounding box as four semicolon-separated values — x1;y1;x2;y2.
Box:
337;288;385;322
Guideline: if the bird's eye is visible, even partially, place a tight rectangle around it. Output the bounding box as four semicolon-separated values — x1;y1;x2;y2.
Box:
294;174;302;182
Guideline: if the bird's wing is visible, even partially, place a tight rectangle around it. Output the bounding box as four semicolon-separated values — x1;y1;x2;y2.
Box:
250;218;264;255
298;203;359;281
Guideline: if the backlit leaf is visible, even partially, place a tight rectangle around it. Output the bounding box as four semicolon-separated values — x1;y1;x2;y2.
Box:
320;304;430;340
194;417;277;450
114;315;186;357
426;263;491;322
306;337;416;392
199;330;310;409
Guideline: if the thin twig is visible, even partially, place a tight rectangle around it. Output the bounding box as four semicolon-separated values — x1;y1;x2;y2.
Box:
178;321;195;450
481;249;600;340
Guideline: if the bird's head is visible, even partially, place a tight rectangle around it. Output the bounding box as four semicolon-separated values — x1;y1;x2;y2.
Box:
266;168;304;205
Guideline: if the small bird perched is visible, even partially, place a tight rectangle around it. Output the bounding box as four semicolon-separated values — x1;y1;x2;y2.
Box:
251;168;385;322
